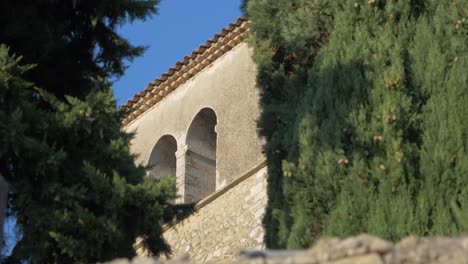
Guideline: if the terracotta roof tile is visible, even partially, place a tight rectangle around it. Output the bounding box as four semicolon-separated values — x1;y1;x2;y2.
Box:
144;86;152;92
121;17;250;126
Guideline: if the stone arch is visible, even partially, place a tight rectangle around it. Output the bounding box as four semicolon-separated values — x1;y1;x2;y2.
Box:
184;107;217;203
148;135;177;180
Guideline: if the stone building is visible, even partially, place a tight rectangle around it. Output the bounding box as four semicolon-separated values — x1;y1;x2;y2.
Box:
121;18;267;262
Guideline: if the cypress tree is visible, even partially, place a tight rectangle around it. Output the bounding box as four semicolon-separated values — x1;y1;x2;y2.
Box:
410;2;468;236
322;1;421;241
0;0;159;99
0;0;190;262
245;0;468;248
0;46;184;263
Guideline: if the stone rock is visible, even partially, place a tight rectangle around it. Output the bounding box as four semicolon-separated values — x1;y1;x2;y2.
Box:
354;234;393;254
100;257;157;264
100;254;189;264
235;234;468;264
130;256;159;264
333;254;383;264
104;234;468;264
388;236;468;264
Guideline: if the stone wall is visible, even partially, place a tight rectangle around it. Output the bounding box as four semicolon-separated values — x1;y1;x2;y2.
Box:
238;234;468;264
152;163;267;263
109;234;468;264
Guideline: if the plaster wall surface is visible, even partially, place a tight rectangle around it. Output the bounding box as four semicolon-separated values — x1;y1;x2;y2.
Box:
124;42;265;190
160;165;267;263
126;41;267;261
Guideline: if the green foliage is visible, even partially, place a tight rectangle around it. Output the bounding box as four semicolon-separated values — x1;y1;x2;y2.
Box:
0;0;159;98
410;2;468;236
246;0;468;248
0;1;186;262
0;45;185;263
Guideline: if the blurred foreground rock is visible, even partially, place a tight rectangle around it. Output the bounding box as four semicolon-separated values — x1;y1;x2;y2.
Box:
102;234;468;264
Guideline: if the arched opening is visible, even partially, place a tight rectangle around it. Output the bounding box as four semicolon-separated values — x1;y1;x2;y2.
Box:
148;135;177;180
185;108;217;203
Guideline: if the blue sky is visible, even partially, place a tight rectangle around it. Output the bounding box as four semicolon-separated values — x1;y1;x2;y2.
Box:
112;0;243;106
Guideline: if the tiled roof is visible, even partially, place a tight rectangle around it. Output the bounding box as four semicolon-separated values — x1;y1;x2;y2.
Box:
121;17;250;126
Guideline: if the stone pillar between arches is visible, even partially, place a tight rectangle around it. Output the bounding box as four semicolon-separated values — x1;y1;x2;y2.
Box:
175;144;188;204
175;143;217;204
184;148;216;203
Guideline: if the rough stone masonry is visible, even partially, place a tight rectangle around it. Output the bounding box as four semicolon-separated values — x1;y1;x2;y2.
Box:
105;234;468;264
135;164;268;263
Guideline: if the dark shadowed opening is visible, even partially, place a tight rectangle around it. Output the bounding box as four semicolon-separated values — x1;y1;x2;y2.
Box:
148;135;177;180
185;108;217;203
